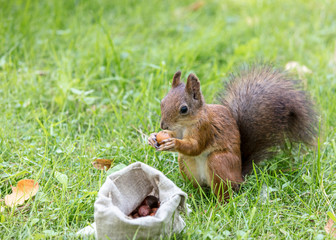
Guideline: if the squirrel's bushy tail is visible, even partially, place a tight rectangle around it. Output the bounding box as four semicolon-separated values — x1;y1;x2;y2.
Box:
221;65;318;175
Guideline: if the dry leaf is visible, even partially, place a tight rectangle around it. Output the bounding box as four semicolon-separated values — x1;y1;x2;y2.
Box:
92;159;113;170
174;1;206;18
5;186;25;206
188;1;205;11
17;179;39;199
325;218;336;237
4;179;39;207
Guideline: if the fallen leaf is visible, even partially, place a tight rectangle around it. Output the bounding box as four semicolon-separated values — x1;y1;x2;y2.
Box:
4;179;39;207
325;218;336;237
188;1;205;11
17;179;39;198
174;1;206;18
5;187;25;206
92;159;113;170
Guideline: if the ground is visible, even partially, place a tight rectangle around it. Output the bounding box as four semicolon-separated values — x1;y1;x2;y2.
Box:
1;0;336;239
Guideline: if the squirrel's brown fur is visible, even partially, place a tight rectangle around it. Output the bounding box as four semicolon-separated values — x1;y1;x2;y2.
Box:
222;65;317;175
148;65;317;200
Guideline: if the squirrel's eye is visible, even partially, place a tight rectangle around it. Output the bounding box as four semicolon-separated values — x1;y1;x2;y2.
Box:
180;106;188;114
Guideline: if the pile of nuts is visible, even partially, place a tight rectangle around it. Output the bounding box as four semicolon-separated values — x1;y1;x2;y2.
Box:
129;195;160;218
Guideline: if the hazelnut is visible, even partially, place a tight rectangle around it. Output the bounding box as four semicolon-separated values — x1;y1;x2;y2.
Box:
138;205;151;217
152;208;158;214
142;195;159;208
156;131;171;145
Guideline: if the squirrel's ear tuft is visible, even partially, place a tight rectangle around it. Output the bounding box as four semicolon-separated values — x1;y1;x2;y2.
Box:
186;73;202;100
172;71;181;88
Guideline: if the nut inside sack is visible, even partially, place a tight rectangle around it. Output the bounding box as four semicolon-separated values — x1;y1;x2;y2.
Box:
94;162;189;240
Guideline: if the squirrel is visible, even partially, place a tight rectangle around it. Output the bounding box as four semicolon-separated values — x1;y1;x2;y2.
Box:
148;65;317;200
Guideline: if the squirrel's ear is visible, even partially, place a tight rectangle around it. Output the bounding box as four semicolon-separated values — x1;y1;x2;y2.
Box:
186;73;202;100
172;71;181;88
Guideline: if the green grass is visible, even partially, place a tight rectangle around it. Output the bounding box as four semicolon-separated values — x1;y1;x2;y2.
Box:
1;0;336;239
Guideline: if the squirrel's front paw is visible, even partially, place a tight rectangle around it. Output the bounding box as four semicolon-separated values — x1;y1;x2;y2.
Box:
148;133;159;149
158;138;176;152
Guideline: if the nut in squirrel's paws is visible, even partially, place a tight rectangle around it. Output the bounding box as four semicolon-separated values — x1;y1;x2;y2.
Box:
148;131;175;151
156;131;171;145
158;138;176;151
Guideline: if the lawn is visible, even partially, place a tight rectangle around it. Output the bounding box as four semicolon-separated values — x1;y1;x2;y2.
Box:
1;0;336;239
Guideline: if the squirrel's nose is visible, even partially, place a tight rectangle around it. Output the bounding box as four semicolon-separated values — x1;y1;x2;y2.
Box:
160;121;168;130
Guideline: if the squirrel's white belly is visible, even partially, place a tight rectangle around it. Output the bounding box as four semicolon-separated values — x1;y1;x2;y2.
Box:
194;151;210;186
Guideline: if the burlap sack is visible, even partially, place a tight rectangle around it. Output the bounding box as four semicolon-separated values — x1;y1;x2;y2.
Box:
93;162;188;240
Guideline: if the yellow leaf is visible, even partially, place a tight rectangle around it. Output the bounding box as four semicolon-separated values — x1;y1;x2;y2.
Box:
4;179;39;207
188;1;205;11
325;218;336;238
92;159;113;170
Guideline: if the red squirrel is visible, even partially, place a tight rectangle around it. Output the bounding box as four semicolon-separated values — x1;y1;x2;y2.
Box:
148;66;317;200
